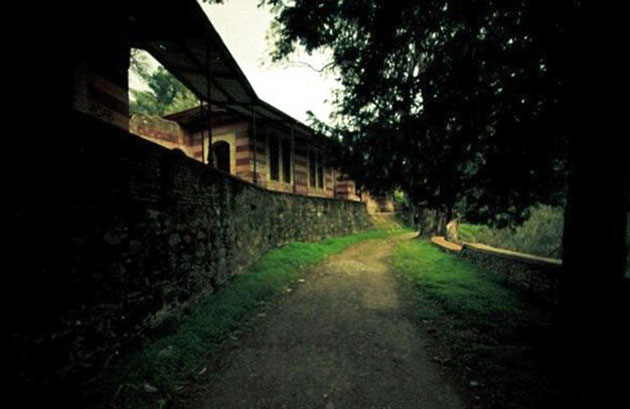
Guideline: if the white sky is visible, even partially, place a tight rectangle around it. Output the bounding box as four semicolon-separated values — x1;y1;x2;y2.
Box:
201;0;338;125
131;0;338;125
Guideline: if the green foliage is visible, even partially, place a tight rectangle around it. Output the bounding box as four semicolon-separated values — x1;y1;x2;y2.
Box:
458;223;491;243
114;226;409;408
129;49;199;116
392;240;528;330
393;190;407;206
392;190;416;228
265;0;571;225
460;205;564;258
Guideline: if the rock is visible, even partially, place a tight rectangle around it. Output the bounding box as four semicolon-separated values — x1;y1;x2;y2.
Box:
326;402;335;409
143;383;158;393
168;233;181;246
109;263;127;278
129;239;143;254
104;228;126;245
157;345;175;358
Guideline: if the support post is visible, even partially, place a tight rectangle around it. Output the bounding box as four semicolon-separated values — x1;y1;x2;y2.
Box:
291;125;296;192
199;99;205;164
206;38;213;166
252;104;257;184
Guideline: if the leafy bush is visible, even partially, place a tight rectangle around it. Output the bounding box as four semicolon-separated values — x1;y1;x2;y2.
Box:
460;205;564;258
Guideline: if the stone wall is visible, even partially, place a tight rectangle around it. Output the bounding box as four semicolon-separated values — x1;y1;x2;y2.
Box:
10;113;371;402
430;236;562;304
458;242;562;305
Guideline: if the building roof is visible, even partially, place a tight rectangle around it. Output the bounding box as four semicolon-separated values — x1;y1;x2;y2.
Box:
163;105;329;148
127;0;321;140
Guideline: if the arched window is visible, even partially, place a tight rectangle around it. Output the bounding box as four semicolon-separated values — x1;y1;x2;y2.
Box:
212;141;231;173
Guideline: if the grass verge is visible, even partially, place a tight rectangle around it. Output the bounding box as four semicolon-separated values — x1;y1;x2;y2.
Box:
110;225;409;408
391;239;561;409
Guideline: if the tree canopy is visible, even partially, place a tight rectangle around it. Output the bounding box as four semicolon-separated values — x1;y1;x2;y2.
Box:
264;0;574;227
129;49;199;116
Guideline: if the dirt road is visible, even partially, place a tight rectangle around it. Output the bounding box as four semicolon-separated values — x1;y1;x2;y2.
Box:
187;233;463;409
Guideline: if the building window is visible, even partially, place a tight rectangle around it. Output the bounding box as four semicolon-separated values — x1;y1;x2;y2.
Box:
282;139;292;183
317;153;324;189
308;150;325;189
212;140;231;173
268;134;292;184
268;134;280;181
309;152;317;187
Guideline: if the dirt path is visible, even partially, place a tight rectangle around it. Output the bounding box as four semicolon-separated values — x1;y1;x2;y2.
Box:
187;233;464;409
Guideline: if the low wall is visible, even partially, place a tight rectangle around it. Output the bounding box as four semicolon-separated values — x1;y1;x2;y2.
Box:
431;237;562;304
10;114;371;403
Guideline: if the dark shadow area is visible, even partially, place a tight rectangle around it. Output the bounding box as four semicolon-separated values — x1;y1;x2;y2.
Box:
212;140;231;173
6;1;628;408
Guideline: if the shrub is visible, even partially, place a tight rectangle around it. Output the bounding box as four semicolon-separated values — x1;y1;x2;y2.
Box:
460;205;564;258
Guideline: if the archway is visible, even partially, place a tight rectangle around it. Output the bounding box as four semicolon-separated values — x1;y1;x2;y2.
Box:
212;140;231;173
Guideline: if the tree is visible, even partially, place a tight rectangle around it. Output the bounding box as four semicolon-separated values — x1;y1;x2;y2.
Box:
129;49;199;116
265;0;570;233
265;1;628;405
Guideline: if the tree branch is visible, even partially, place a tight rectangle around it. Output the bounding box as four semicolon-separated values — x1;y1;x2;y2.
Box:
284;60;335;73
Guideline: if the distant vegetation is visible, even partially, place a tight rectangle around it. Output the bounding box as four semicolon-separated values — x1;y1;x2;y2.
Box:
129;49;199;116
459;205;564;259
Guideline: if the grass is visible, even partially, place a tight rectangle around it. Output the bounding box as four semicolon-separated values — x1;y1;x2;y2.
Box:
110;224;410;408
391;239;558;409
392;239;535;332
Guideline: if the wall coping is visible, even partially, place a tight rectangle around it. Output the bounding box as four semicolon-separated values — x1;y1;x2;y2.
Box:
430;236;463;252
430;235;562;267
462;242;562;267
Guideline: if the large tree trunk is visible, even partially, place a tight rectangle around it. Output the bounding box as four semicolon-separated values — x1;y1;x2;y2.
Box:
555;2;629;406
414;206;451;238
559;119;629;408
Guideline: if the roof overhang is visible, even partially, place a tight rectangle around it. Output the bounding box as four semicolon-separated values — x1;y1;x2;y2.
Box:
125;0;320;141
127;0;257;115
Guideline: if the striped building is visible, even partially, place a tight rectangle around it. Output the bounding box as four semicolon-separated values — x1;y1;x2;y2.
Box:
69;0;389;208
130;107;364;201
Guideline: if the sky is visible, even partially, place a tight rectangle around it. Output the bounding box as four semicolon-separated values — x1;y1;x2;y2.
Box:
131;0;338;125
200;0;338;125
